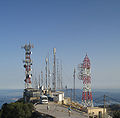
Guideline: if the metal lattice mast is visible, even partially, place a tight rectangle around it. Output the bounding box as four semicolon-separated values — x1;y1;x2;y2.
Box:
60;60;63;89
45;57;48;89
73;68;76;101
48;53;50;89
38;74;40;89
71;88;72;101
22;43;33;89
57;59;60;89
78;54;93;107
41;71;43;86
57;59;59;89
34;74;38;89
52;48;56;91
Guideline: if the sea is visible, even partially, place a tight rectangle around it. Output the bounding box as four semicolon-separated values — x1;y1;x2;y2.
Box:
0;89;23;108
0;89;120;108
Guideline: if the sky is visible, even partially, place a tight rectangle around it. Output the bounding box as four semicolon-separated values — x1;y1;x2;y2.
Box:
0;0;120;89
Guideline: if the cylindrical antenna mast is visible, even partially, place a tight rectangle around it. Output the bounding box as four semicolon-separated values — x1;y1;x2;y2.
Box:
60;60;63;89
52;48;56;91
41;71;43;86
48;53;50;89
73;68;76;101
45;57;48;89
39;74;40;89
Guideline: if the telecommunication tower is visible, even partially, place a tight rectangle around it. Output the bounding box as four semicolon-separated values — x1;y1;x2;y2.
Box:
57;59;60;89
22;43;33;89
45;57;48;89
78;54;93;107
48;53;50;89
38;74;40;89
73;68;76;101
60;60;63;89
41;71;43;86
52;48;56;91
34;75;38;89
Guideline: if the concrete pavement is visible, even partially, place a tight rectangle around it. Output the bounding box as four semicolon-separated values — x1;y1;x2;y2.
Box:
35;102;88;118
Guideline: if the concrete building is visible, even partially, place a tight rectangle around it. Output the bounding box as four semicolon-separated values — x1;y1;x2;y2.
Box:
52;91;64;104
87;107;107;118
23;88;41;102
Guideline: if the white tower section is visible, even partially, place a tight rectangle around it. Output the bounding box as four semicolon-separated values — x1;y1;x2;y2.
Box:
78;54;93;107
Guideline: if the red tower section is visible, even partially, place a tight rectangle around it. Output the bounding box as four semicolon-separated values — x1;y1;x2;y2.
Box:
78;54;93;107
22;43;33;89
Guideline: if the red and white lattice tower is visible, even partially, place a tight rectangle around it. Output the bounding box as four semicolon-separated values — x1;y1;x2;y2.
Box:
22;43;33;89
78;54;93;107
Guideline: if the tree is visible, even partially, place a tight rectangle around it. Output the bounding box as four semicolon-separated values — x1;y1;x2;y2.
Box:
0;102;33;118
113;111;120;118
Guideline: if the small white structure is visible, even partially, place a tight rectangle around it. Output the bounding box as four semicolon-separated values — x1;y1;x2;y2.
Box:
40;95;48;104
87;107;107;118
52;91;64;104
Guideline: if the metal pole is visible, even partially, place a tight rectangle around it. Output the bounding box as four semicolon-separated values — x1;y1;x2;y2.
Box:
60;60;63;89
73;68;76;101
71;88;72;102
39;74;40;89
48;53;50;89
41;71;43;86
65;85;68;97
57;59;60;90
103;94;106;118
45;57;48;89
53;48;56;91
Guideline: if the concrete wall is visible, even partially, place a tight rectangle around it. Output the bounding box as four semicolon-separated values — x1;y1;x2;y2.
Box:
88;107;106;118
63;97;71;105
52;91;64;103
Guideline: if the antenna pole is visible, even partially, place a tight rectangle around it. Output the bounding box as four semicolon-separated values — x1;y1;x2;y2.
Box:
53;48;56;91
60;60;63;89
39;74;40;89
103;95;106;118
57;59;60;89
71;88;72;102
73;68;76;101
65;85;68;97
48;53;50;89
45;57;48;89
41;71;43;86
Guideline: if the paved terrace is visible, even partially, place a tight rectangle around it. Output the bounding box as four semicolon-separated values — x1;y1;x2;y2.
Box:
35;102;88;118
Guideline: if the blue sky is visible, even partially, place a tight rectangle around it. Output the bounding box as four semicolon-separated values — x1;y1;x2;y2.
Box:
0;0;120;89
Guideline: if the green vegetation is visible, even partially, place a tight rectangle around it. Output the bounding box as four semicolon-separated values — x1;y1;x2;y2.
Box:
113;111;120;118
0;99;54;118
109;104;120;118
103;104;120;118
0;102;33;118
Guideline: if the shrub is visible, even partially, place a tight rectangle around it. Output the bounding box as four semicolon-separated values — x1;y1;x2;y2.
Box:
113;111;120;118
0;102;33;118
